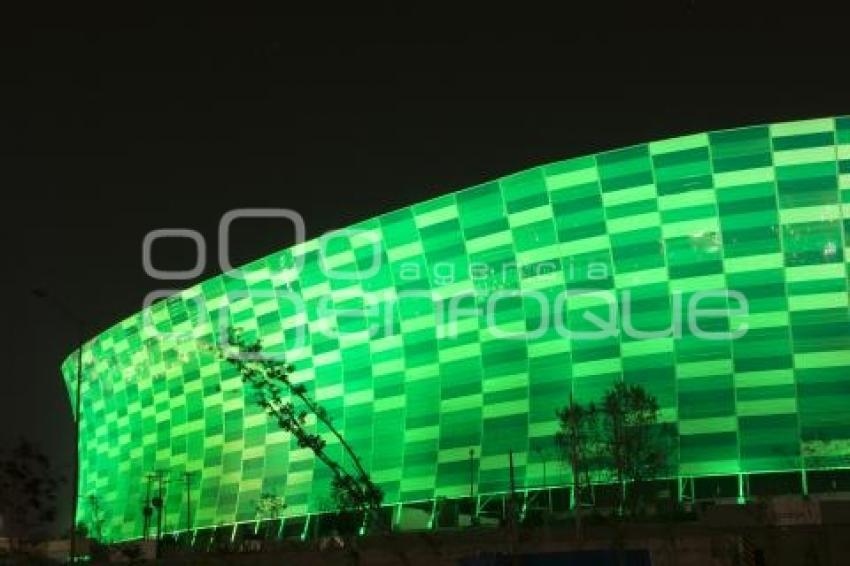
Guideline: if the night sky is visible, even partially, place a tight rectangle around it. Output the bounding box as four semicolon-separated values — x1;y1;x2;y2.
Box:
1;4;847;534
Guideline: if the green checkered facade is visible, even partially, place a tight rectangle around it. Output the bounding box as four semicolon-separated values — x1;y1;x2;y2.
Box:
63;117;850;540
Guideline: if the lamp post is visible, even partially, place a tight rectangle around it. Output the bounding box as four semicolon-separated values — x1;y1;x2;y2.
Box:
32;289;86;563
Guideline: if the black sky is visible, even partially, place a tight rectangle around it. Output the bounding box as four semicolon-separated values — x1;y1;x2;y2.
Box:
1;3;848;534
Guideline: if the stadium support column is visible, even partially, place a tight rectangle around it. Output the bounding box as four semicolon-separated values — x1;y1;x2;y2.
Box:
72;341;83;559
737;473;745;504
184;471;195;534
469;448;476;524
508;450;517;556
143;475;154;539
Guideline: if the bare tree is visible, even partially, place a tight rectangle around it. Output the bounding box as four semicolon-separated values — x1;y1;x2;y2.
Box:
222;328;384;531
0;439;63;548
599;382;673;516
554;393;599;539
255;491;286;521
254;491;286;539
86;494;105;541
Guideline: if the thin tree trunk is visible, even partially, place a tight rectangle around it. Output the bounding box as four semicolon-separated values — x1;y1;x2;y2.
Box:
295;391;372;488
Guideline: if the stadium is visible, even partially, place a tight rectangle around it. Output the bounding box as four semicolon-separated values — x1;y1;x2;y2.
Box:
62;116;850;542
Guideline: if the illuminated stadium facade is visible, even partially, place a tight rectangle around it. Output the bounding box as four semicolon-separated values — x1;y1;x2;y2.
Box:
63;116;850;541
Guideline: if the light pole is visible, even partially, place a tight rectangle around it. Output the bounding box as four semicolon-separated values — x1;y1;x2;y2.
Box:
32;289;86;563
153;470;166;559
